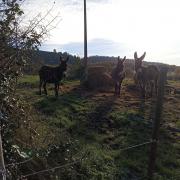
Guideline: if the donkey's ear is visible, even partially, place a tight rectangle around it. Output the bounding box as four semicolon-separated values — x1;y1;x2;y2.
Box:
122;56;126;63
134;52;138;59
140;52;146;61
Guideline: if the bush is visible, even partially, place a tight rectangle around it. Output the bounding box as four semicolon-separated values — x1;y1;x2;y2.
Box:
66;57;84;80
174;68;180;80
167;67;180;80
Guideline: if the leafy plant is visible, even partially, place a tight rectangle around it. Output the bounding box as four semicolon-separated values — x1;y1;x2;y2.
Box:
0;0;60;178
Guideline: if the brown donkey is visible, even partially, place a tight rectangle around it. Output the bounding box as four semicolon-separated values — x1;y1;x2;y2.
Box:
134;52;159;98
112;56;126;96
39;55;69;97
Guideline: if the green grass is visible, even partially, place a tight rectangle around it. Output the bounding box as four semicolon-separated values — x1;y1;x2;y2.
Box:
18;74;39;84
15;76;180;180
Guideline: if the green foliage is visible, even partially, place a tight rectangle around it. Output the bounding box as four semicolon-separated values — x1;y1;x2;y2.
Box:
66;56;84;80
0;1;59;178
168;67;180;80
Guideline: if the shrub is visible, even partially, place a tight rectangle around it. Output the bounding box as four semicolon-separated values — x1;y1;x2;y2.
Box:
167;67;180;80
66;57;84;80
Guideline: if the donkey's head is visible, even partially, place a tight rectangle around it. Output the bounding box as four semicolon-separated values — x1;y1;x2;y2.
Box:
134;52;146;72
59;55;69;72
117;56;126;71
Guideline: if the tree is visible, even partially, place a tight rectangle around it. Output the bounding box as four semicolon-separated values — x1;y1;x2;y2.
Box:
53;49;57;53
0;0;60;179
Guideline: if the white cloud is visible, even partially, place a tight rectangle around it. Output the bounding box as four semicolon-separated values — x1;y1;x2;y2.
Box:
22;0;180;65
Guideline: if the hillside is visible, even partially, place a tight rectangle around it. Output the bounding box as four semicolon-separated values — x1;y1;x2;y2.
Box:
32;50;76;65
32;50;177;70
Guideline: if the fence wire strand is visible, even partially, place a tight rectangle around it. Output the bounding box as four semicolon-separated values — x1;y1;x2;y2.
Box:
8;139;157;179
18;157;84;180
119;139;156;151
6;158;33;168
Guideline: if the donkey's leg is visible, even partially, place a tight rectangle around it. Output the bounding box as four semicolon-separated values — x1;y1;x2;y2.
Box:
139;81;145;98
155;79;158;96
141;83;146;98
118;81;122;96
55;83;59;97
150;81;154;97
39;79;43;95
139;81;143;92
114;83;116;95
114;82;118;95
43;82;47;95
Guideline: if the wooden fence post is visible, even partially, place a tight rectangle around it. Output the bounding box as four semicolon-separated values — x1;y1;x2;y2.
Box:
147;68;166;179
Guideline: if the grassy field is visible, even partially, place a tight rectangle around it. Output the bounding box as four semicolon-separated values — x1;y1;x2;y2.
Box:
15;75;180;180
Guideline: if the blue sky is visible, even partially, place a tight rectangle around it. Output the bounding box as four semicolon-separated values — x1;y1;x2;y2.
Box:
23;0;180;65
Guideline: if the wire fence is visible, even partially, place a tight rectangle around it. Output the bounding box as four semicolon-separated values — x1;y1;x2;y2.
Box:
18;159;82;180
4;138;157;179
